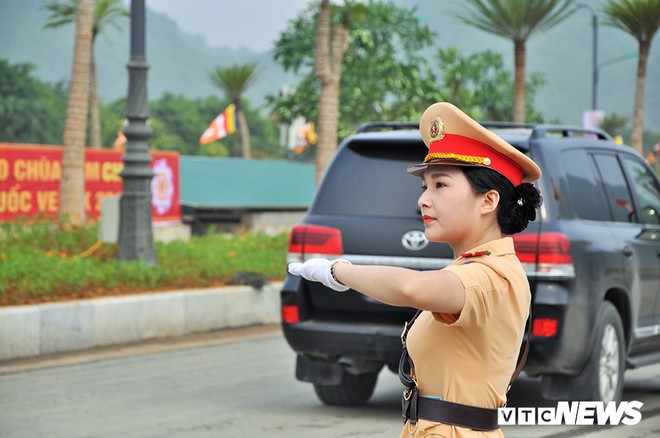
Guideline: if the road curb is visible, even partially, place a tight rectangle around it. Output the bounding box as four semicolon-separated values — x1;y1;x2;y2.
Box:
0;282;283;362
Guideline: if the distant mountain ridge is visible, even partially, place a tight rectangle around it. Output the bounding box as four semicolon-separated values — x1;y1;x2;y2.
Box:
1;0;658;131
0;0;294;108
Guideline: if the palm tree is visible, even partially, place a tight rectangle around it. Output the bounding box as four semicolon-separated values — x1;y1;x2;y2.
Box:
209;63;259;159
44;0;129;147
454;0;575;123
602;0;660;154
59;0;94;227
315;0;349;186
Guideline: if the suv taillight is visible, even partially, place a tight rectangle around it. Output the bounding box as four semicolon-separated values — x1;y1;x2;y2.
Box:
512;232;575;279
281;305;300;323
287;224;344;263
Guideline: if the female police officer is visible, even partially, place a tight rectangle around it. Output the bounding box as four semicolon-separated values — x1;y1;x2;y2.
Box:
289;102;542;437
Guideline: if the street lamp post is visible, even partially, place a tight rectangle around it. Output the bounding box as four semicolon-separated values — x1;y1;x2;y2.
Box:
117;0;156;264
578;3;599;110
590;10;598;110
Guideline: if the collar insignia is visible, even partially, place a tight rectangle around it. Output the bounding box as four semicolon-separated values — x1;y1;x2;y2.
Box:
461;250;491;258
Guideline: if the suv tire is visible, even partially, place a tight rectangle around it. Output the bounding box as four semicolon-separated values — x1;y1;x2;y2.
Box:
585;301;626;403
313;369;379;406
542;301;625;403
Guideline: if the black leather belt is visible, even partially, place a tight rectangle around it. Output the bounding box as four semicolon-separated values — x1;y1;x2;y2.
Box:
402;386;499;431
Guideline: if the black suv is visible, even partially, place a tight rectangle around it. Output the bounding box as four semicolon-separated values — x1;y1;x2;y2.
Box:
281;122;660;406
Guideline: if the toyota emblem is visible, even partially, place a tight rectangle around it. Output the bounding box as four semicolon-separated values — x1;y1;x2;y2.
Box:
402;230;428;251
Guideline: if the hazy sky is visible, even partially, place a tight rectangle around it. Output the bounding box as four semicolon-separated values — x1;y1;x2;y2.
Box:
148;0;312;52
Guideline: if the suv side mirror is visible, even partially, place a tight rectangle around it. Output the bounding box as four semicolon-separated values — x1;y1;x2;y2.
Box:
640;206;660;225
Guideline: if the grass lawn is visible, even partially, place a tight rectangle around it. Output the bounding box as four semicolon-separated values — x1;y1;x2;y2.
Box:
0;220;288;306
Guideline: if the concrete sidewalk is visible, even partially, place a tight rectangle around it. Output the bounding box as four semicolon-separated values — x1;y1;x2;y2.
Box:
0;282;282;362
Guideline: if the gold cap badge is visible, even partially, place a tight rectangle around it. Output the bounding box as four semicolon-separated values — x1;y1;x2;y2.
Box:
429;117;445;141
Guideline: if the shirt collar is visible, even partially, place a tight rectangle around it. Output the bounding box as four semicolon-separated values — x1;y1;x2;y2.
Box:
458;237;516;260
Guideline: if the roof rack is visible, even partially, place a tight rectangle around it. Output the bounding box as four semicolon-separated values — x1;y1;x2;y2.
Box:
355;120;613;141
356;121;419;133
481;122;612;141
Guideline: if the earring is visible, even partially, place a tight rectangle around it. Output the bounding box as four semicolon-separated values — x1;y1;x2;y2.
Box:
517;198;524;206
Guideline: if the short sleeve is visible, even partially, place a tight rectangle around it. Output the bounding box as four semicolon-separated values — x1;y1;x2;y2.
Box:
432;262;506;327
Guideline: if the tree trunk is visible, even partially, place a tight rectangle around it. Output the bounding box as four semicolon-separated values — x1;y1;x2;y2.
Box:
60;0;94;227
232;132;240;157
316;80;340;185
630;42;649;154
89;55;102;147
314;0;349;186
513;38;526;123
237;103;252;159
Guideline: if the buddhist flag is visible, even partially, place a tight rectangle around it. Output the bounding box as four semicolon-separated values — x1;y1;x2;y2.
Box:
293;121;318;155
113;132;126;151
200;104;238;145
113;120;128;151
647;152;656;165
302;121;317;146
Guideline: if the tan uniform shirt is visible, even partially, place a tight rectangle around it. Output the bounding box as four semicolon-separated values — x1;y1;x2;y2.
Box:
400;237;530;438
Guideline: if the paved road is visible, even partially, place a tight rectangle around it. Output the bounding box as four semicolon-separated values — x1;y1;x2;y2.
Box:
1;325;659;437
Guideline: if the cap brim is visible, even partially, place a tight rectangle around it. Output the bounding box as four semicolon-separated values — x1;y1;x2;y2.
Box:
406;163;427;177
406;160;489;177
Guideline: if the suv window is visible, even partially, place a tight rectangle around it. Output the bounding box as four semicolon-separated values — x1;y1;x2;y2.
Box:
314;139;425;218
561;149;610;221
593;154;637;223
621;156;660;225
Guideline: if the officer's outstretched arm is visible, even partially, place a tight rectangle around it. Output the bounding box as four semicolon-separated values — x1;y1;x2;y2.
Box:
288;259;465;315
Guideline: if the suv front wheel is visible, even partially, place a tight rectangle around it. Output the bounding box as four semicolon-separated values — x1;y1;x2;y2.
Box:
313;369;380;406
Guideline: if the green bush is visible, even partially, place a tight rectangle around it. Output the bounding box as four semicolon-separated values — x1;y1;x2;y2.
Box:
0;220;288;306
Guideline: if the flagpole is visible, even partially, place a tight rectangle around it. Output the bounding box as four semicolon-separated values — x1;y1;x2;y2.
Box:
117;0;156;264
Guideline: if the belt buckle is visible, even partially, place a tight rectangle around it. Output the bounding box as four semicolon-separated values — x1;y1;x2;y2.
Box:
402;388;411;422
401;386;418;428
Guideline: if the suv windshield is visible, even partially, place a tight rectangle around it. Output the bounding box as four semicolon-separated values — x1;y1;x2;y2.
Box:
314;139;426;219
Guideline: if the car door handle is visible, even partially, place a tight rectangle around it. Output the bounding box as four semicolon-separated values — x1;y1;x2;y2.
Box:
622;246;634;258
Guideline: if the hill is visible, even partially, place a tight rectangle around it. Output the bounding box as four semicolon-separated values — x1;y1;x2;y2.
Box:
1;0;658;131
0;0;295;108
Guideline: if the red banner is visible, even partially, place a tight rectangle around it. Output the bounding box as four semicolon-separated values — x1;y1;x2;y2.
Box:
0;143;180;222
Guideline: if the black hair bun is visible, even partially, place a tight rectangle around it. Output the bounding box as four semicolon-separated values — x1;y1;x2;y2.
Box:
517;183;543;221
500;183;543;234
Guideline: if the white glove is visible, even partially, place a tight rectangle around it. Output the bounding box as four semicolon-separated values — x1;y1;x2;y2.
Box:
288;258;352;292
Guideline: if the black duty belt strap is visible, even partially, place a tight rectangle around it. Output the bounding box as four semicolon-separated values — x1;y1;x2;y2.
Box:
398;306;532;430
417;395;500;431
